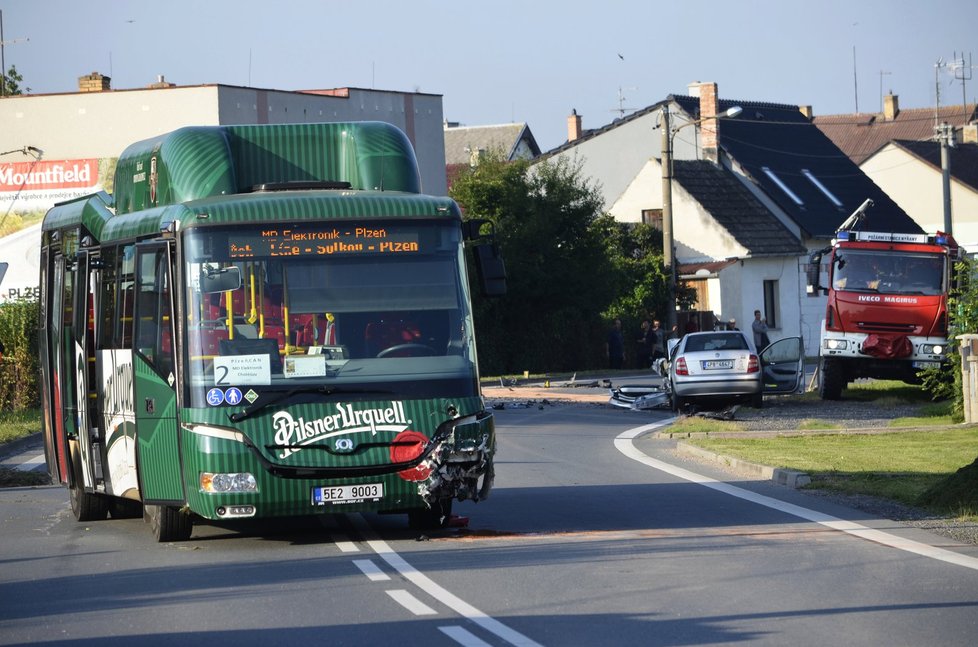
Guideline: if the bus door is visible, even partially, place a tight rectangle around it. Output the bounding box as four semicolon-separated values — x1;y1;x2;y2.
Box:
132;242;183;504
70;250;102;492
41;251;71;484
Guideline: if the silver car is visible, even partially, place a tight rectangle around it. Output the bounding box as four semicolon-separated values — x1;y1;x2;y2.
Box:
666;331;805;412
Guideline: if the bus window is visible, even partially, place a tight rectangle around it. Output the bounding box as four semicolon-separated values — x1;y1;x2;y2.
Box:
134;247;175;379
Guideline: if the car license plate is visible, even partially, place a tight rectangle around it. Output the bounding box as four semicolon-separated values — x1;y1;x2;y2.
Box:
312;483;384;506
703;360;734;370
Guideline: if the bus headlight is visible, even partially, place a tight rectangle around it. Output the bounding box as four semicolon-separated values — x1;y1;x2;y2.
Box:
920;344;944;355
824;339;848;350
200;472;258;493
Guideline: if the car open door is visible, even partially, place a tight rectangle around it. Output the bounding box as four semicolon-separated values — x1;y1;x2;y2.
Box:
760;336;804;394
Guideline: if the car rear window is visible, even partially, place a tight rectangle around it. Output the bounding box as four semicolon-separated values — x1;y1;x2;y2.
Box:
684;334;749;352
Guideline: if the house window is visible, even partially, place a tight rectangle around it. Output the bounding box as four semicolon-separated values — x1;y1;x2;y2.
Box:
801;169;843;207
761;167;804;206
763;279;779;328
641;209;663;230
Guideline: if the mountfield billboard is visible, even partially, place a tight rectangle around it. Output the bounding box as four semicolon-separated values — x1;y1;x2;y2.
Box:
0;158;111;213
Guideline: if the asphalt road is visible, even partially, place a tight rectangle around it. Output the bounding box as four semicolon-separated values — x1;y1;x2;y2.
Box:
2;404;977;646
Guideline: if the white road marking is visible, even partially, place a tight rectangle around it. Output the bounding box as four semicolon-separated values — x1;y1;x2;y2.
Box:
335;539;359;553
386;589;437;615
617;421;978;571
439;625;494;647
353;558;390;581
351;514;543;647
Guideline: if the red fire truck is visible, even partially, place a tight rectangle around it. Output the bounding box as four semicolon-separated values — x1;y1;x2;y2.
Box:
808;200;960;400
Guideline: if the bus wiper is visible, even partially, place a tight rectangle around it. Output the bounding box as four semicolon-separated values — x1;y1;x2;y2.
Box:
228;386;392;422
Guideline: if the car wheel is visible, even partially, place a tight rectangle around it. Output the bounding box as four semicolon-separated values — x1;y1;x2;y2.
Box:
671;393;686;413
751;393;764;409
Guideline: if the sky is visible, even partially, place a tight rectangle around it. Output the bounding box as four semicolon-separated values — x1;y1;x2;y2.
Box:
1;0;976;152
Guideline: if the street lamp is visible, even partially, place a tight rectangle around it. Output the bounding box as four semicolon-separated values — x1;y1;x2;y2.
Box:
659;104;742;333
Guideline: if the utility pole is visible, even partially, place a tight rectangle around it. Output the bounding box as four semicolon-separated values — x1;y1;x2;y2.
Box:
937;122;954;234
660;105;676;334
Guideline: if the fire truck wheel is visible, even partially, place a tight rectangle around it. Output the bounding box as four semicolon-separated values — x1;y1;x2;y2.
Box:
819;358;845;400
144;504;193;542
68;442;108;522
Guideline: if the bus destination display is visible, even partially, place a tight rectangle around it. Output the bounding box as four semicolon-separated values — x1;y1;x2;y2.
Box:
229;226;421;258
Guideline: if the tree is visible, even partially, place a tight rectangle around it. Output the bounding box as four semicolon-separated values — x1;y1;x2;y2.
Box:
451;154;629;374
1;64;28;96
921;256;978;417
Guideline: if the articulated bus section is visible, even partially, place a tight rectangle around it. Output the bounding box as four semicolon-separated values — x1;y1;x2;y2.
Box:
39;122;506;541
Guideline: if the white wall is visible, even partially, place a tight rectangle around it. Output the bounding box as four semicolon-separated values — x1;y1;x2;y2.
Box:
0;85;447;196
861;143;978;248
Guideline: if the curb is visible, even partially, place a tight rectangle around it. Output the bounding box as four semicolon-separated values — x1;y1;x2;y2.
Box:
0;432;43;461
675;440;811;489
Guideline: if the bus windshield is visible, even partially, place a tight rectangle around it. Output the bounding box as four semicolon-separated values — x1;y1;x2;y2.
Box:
182;221;479;408
831;250;945;296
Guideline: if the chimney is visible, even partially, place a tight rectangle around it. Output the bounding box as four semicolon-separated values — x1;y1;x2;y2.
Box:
78;71;111;92
567;109;582;142
696;82;720;161
884;93;899;120
963;124;978;144
798;105;813;119
146;74;176;89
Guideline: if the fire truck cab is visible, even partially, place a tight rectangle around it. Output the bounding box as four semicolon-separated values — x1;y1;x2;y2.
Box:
807;215;958;400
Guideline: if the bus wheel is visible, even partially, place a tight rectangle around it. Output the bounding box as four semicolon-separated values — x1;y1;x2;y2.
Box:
818;358;845;401
144;504;193;542
408;498;453;530
68;444;108;522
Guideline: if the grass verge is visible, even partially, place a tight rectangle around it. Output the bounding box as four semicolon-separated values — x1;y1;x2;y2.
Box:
685;428;978;517
0;466;50;488
0;408;41;444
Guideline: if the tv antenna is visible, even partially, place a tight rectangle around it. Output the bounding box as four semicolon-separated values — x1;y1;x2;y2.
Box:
611;86;637;118
936;53;975;122
0;10;30;98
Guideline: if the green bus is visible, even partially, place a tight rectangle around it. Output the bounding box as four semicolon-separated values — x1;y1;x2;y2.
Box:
39;122;505;541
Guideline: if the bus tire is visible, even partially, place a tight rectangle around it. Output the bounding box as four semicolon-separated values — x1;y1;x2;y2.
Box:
144;504;193;542
68;443;108;522
408;498;453;530
819;357;845;400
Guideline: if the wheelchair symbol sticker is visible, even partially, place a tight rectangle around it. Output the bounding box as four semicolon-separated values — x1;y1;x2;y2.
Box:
225;387;243;406
206;388;225;406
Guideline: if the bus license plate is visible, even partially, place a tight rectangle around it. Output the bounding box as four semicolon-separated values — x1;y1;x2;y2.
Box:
312;483;384;506
703;360;733;370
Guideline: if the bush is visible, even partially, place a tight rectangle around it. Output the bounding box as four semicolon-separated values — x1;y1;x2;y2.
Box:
0;297;40;412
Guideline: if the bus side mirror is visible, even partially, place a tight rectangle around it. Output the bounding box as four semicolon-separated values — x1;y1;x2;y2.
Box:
473;243;506;297
200;266;242;293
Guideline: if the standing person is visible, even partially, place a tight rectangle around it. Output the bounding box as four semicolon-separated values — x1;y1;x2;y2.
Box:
607;318;624;370
752;309;770;349
636;319;651;368
649;319;666;361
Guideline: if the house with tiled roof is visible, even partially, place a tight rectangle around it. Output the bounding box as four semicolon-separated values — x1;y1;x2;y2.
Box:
813;94;977;165
539;82;922;353
443;122;541;188
861;135;978;249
